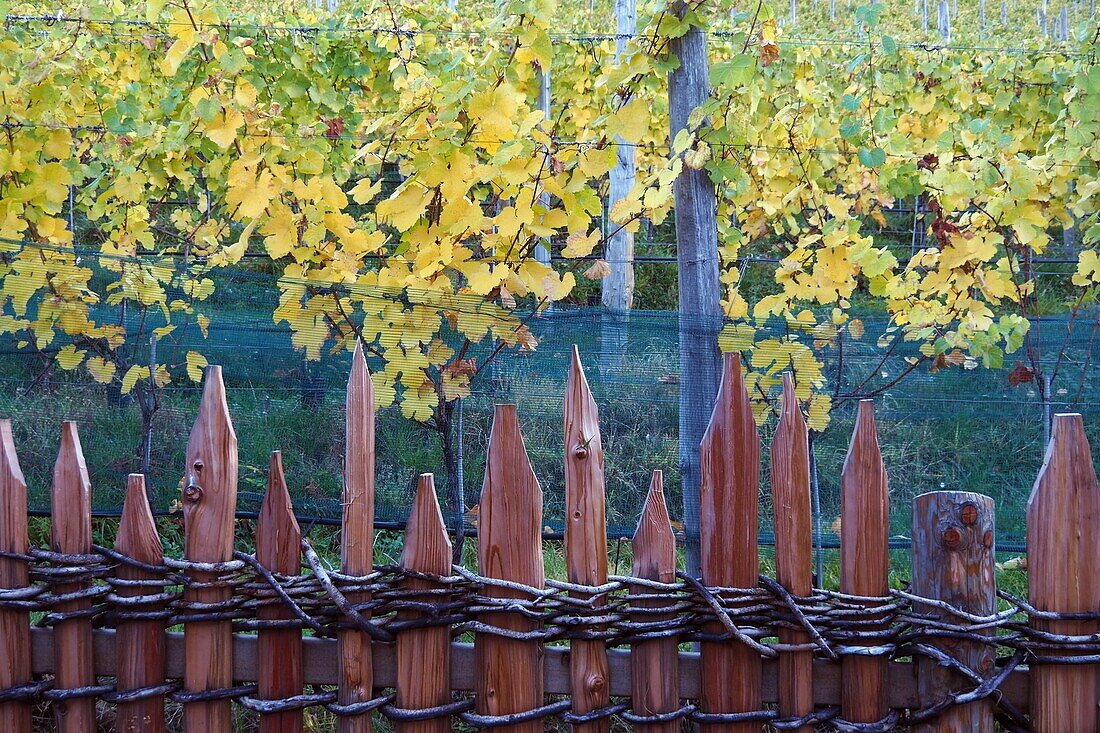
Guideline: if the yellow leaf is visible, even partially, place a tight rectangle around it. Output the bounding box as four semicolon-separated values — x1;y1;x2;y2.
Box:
612;101;649;143
121;365;150;394
57;344;85;371
848;319;865;340
197;314;210;338
376;184;432;232
85;356;116;384
583;259;611;279
161;27;196;76
562;230;600;258
186;351;208;383
1072;250;1100;287
205;107;245;149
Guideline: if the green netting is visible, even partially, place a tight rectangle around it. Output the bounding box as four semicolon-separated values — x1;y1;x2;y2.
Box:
2;266;1098;553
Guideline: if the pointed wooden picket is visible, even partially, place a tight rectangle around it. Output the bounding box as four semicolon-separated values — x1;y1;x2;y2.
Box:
1027;413;1100;732
51;421;95;733
839;400;889;724
476;404;544;733
770;373;813;733
116;473;166;733
340;340;376;733
396;473;452;733
257;452;304;733
630;470;678;733
698;352;761;730
0;420;31;733
563;347;610;732
182;366;238;733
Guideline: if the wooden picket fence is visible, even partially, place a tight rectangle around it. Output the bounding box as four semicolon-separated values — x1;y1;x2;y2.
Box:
0;346;1098;732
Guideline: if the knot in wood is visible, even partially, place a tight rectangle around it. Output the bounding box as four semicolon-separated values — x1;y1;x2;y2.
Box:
572;444;589;460
959;502;979;526
941;527;963;550
183;481;203;504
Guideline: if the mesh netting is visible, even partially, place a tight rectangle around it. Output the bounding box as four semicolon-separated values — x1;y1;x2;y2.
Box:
1;265;1097;553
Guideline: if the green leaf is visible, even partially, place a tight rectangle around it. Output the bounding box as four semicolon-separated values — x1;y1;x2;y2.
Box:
858;147;887;168
839;120;862;140
710;54;755;87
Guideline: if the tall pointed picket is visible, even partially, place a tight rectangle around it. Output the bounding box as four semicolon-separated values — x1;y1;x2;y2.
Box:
475;404;544;733
116;473;166;733
564;348;610;732
770;374;813;732
630;471;678;733
1027;413;1100;731
257;452;304;733
340;341;376;733
698;352;761;731
0;421;31;733
182;366;238;733
51;422;95;733
396;474;453;733
839;401;889;723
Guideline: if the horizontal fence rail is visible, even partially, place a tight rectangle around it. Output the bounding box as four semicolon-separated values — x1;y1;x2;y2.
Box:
0;349;1098;732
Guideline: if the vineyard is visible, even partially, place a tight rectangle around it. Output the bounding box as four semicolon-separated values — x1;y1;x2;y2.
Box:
0;0;1096;536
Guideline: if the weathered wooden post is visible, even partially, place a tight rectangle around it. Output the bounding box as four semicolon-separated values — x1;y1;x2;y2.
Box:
630;470;678;733
1027;413;1100;732
564;348;610;732
182;367;238;733
839;401;890;724
116;473;166;733
912;491;996;733
0;421;31;733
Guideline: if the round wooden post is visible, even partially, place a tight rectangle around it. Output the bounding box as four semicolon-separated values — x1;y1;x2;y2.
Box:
912;491;996;733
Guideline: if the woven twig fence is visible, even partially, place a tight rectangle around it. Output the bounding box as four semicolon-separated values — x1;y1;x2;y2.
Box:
1;347;1098;733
